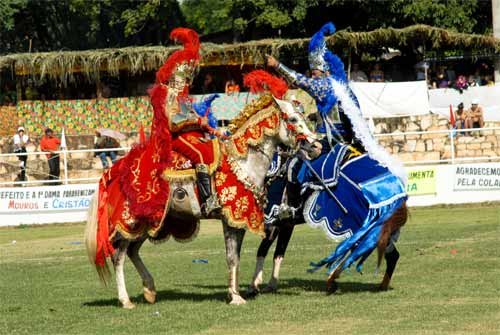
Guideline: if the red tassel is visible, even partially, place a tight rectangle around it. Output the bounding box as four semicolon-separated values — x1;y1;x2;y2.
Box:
243;70;288;99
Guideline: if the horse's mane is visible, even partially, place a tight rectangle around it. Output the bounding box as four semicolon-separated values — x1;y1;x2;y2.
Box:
227;94;275;134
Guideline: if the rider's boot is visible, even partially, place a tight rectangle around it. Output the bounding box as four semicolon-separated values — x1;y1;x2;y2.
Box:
196;164;221;217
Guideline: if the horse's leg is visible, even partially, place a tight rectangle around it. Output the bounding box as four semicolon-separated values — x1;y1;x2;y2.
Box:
248;227;278;295
127;236;156;304
379;236;400;291
262;223;294;293
326;258;347;294
112;240;135;309
222;218;246;305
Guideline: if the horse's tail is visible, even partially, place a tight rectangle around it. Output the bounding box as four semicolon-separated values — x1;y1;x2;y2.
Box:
377;201;408;268
84;191;112;286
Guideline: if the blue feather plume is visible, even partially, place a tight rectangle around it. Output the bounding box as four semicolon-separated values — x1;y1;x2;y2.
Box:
308;22;336;53
193;94;219;129
324;51;347;83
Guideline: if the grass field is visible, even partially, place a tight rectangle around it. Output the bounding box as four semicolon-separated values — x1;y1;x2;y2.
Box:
1;204;499;335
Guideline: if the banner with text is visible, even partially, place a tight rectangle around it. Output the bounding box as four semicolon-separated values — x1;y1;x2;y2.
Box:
0;184;97;213
405;166;437;195
454;163;500;191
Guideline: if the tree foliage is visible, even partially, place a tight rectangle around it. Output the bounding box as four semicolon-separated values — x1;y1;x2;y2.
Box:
0;0;184;54
181;0;491;39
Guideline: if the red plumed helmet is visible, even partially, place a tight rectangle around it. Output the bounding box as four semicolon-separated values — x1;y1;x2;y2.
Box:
156;27;201;85
243;70;288;99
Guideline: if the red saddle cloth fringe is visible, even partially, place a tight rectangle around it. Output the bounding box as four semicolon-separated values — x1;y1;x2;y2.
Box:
215;155;265;236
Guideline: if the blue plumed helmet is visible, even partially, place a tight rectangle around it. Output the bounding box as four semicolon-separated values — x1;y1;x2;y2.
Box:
308;22;336;73
193;94;220;129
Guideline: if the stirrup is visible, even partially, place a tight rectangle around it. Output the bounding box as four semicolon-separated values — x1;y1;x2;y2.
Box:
278;203;296;220
202;194;221;217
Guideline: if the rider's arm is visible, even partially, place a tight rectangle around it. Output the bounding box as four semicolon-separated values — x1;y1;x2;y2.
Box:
275;63;328;104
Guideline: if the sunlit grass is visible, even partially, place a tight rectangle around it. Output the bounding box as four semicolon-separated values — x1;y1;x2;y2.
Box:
0;205;499;334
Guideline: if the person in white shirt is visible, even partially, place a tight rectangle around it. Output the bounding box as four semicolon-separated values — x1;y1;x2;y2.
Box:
13;126;29;181
350;63;368;82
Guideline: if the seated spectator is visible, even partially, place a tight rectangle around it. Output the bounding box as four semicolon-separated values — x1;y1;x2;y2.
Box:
350;63;368;82
467;75;479;87
433;71;450;88
455;103;471;131
225;79;240;95
369;63;384;82
201;73;217;94
94;131;120;169
468;99;484;130
483;75;495;86
454;75;468;93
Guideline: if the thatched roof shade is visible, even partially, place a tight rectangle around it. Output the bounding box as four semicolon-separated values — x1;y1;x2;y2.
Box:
1;24;499;85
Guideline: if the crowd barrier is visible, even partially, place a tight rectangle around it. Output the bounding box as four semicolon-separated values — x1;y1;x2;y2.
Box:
1;127;500;226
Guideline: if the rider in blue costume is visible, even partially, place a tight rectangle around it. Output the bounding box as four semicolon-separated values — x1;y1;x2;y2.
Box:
266;22;408;281
267;22;362;153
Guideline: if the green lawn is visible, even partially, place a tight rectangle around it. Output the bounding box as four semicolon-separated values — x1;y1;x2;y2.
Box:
1;205;499;335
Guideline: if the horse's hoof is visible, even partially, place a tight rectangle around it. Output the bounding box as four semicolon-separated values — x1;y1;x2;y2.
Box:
245;286;259;299
122;300;136;309
144;288;157;304
228;294;247;305
326;281;338;295
261;285;277;294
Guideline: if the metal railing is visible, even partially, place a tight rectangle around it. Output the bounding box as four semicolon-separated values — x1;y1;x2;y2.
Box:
1;126;499;186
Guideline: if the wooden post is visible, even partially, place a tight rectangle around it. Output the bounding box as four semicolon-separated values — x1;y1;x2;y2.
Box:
493;0;500;84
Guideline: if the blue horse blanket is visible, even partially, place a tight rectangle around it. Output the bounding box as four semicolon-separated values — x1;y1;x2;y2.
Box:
298;144;407;273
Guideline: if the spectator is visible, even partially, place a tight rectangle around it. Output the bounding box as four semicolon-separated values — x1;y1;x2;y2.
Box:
433;70;450;88
369;63;384;82
454;75;468;93
225;79;240;95
40;128;61;185
94;131;119;169
350;63;368;82
468;99;485;130
483;75;495;86
13;126;29;181
201;73;217;94
455;103;471;131
467;75;479;87
414;57;429;81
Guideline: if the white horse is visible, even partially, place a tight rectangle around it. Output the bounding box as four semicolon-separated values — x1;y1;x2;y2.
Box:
85;93;313;307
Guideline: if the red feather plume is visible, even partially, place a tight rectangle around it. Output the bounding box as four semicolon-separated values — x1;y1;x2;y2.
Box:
156;27;200;84
243;70;288;99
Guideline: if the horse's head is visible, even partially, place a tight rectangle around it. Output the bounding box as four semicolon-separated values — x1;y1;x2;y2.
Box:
242;70;316;149
274;97;318;148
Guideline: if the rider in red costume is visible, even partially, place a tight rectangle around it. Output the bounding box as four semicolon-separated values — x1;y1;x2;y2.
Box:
161;29;223;216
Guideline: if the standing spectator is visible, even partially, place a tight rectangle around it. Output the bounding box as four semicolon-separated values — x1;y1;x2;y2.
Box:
350;63;368;82
225;79;240;95
40;128;61;185
369;63;384;82
414;57;429;81
455;103;471;131
468;99;485;130
94;131;119;169
201;73;217;94
13;126;29;181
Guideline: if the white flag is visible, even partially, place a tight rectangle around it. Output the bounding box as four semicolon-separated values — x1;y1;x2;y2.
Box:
60;128;67;150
